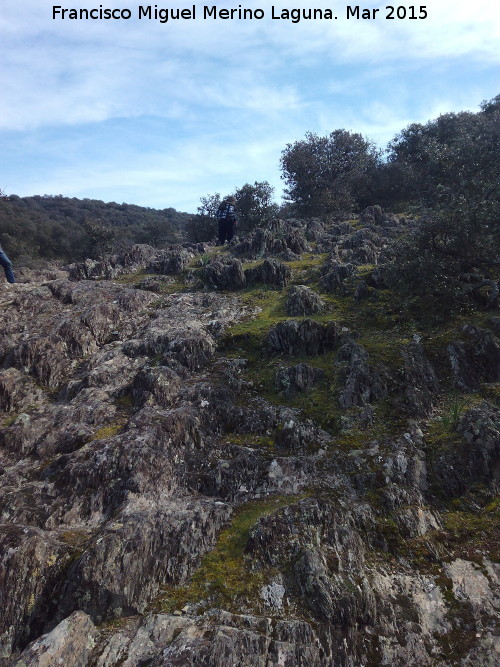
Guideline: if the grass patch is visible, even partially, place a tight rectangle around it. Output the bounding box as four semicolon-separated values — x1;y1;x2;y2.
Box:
2;413;19;427
223;433;276;452
91;422;124;440
441;508;500;562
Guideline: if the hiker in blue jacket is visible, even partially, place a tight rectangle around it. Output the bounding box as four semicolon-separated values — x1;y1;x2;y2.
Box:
0;244;15;284
216;197;238;245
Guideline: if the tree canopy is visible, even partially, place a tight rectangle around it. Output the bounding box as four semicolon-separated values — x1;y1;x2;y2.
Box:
280;130;381;215
0;195;190;265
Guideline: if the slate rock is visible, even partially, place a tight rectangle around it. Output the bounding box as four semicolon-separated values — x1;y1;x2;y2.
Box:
320;257;356;293
400;341;439;417
275;363;324;397
285;285;325;316
201;257;246;290
14;611;97;667
266;319;338;356
245;258;291;289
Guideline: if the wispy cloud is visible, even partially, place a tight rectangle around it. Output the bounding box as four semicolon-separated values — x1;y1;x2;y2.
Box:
1;0;498;209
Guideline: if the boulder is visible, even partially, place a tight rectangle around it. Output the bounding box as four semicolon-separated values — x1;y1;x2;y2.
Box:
400;341;439;417
14;611;97;667
245;258;291;289
448;326;500;391
148;248;190;275
201;257;246;290
285;286;325;316
275;363;324;397
266;319;338;356
320;257;356;293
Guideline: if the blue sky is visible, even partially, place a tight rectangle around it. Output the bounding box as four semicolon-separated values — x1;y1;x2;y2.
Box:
1;1;499;212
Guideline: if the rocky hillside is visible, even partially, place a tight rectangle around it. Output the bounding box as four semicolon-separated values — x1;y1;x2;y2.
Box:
0;209;498;666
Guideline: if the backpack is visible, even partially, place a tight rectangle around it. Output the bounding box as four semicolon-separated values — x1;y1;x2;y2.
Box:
217;202;233;220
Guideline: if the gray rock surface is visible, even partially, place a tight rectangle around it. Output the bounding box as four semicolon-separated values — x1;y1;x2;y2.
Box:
14;611;96;667
275;363;324;397
266;319;338;356
245;258;291;289
285;285;325;316
1;214;498;666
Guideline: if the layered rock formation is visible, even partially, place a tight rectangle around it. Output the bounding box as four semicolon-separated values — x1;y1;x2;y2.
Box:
1;213;498;666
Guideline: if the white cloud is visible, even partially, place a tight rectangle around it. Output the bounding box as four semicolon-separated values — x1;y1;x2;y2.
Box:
0;0;498;209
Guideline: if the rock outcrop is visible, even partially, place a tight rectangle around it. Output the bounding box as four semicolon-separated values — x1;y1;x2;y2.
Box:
1;211;498;667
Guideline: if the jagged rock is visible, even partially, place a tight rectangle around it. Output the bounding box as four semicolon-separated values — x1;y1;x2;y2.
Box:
486;315;500;336
459;273;500;309
0;369;44;413
285;285;325;316
447;341;478;392
266;319;338;356
67;244;163;281
14;611;97;667
1;224;499;666
448;325;500;391
320;256;356;293
341;228;381;250
278;248;301;261
166;331;216;371
444;558;499;621
360;205;400;228
361;205;386;224
367;266;387;288
304;218;325;241
336;341;389;408
0;525;73;656
135;276;176;292
353;280;372;301
232;223;309;259
339;405;375;431
131;366;181;408
275;418;330;453
57;498;232;623
67;258;115;281
245;258;291;289
148;248;190;275
182;241;207;253
190;445;312;502
16;267;68;284
275;363;324;397
120;243;163;269
400;341;439;417
212;358;248;394
337;341;370;408
201;257;246;290
431;402;500;496
91;611;325;667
